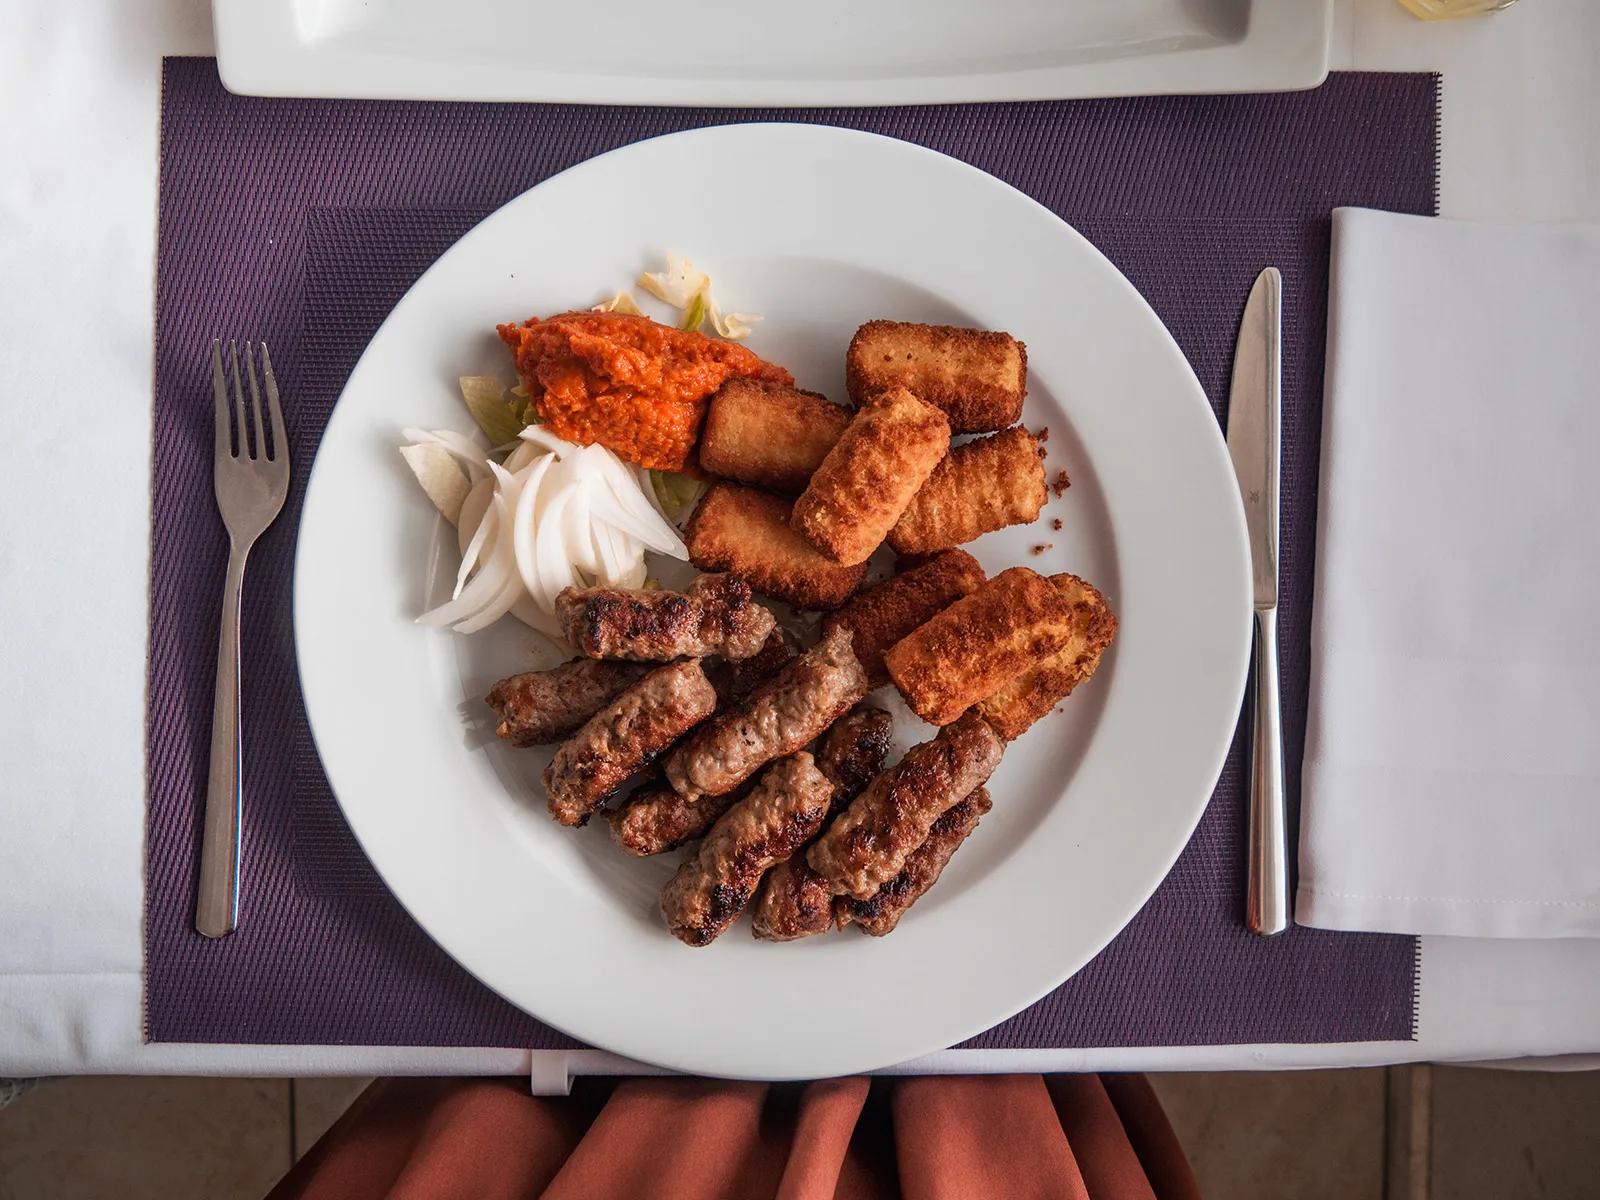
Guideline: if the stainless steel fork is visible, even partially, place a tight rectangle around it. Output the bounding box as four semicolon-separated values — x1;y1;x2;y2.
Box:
197;340;290;938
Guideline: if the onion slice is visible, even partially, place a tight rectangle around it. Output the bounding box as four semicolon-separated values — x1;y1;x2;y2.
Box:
406;415;680;637
453;500;496;600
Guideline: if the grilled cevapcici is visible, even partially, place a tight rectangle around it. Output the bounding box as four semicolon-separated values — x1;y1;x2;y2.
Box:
485;658;651;746
807;711;1004;901
750;705;894;942
556;573;775;662
660;752;835;946
663;624;868;801
542;659;717;827
836;787;992;936
608;632;801;858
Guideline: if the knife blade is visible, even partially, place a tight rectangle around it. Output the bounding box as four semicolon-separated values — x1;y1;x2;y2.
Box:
1227;266;1288;937
1229;267;1281;611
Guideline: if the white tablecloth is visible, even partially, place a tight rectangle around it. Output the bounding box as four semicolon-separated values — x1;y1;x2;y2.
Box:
3;0;1598;1087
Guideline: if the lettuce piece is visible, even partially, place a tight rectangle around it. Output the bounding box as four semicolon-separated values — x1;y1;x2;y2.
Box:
459;376;524;447
508;380;541;425
649;469;703;520
678;291;708;334
592;291;643;316
638;254;710;309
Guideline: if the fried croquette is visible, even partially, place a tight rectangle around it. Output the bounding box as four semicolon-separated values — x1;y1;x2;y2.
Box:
790;387;949;566
698;378;850;494
884;566;1078;726
888;426;1046;554
821;549;986;687
976;573;1117;739
685;482;867;611
846;321;1026;434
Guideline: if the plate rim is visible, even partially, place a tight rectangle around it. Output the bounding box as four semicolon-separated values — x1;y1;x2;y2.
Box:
293;122;1252;1077
214;0;1331;107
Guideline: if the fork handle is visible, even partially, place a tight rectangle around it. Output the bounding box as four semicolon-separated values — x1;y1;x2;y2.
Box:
197;543;249;938
1245;606;1289;936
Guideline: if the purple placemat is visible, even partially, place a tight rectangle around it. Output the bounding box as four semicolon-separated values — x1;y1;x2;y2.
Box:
149;58;1435;1050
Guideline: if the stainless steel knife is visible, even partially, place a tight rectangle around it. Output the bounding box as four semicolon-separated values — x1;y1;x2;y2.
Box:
1227;266;1288;937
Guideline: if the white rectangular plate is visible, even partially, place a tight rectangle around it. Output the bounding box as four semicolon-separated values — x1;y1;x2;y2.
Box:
214;0;1331;106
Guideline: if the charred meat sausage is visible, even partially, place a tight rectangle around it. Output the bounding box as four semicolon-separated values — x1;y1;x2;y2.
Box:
485;659;651;746
751;705;893;942
807;711;1003;900
542;660;717;827
609;630;803;856
663;625;868;801
660;752;834;946
705;627;797;706
608;779;748;857
837;787;992;936
813;704;895;810
556;573;775;662
749;858;837;944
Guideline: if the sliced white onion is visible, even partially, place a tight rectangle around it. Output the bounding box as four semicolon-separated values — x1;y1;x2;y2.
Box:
591;520;635;588
501;439;542;474
416;506;516;628
596;452;689;552
408;419;685;637
456;478;493;554
453;500;496;600
634;463;671;523
618;556;649;588
509;455;556;609
562;485;600;577
518;425;578;458
401;427;492;480
535;482;580;603
453;494;526;634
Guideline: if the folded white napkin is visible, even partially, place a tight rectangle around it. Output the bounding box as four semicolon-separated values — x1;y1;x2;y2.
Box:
1298;208;1600;939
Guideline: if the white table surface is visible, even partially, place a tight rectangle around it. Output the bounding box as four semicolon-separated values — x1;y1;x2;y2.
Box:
3;0;1597;1087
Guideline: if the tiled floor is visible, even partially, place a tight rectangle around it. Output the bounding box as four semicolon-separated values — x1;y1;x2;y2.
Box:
1;1066;1598;1198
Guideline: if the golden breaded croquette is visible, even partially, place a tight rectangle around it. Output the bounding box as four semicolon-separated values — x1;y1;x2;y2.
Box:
885;566;1078;726
977;573;1117;739
846;320;1027;434
821;549;986;686
685;482;867;611
889;426;1047;554
697;378;850;494
790;387;949;566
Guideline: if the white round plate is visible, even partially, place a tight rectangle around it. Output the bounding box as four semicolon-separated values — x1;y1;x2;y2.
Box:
295;124;1250;1079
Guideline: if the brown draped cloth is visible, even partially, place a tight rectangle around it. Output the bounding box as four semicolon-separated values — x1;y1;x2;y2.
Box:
269;1073;1202;1200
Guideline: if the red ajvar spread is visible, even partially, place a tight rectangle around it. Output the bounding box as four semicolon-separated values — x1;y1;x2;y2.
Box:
496;311;793;471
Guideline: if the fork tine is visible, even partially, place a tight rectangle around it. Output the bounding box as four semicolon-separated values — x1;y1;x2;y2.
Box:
211;340;233;457
260;343;287;464
245;342;267;461
228;341;251;458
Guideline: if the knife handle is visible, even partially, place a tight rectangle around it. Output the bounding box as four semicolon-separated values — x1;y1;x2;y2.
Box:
1246;607;1289;936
